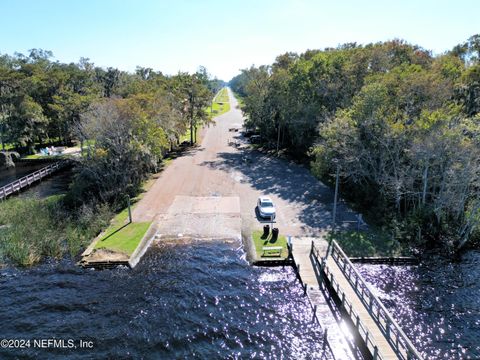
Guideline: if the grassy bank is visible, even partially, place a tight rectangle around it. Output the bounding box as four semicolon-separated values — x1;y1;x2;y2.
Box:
208;87;230;118
94;207;151;255
252;230;288;259
0;141;182;268
90;169;164;256
0;196;112;267
326;229;409;257
23;154;68;160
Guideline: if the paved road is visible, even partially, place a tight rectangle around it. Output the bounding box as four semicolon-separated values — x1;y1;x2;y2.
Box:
130;90;360;359
132;88;358;239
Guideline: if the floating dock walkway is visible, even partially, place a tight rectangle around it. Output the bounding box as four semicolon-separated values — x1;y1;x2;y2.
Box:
290;237;423;360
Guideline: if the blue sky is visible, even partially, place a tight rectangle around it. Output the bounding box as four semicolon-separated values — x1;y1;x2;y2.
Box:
1;0;479;80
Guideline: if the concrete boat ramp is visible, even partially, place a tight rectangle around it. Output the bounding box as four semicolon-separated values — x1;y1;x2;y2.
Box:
78;89;424;359
80;195;242;269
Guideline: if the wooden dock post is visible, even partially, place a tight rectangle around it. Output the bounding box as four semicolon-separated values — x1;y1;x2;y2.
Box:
322;328;328;351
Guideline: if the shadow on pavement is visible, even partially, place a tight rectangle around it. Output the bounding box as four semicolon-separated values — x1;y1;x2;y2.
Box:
200;148;359;234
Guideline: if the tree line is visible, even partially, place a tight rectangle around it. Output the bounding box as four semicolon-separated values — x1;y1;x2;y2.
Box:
231;35;480;252
0;49;224;206
0;50;223;153
0;50;226;266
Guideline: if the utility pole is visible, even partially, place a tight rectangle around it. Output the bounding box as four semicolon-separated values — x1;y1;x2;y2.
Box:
127;195;132;224
332;159;340;233
276;122;281;155
190;91;194;145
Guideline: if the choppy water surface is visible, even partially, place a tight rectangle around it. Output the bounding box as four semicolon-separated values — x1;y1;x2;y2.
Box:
0;241;330;359
357;251;480;360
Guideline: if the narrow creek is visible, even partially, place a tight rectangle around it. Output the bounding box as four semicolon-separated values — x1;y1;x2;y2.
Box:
0;162;73;199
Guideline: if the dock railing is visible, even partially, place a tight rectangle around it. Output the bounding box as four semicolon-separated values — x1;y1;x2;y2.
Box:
313;240;423;360
312;243;384;360
0;162;63;200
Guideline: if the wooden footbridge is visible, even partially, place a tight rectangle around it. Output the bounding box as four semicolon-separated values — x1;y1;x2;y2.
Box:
0;161;65;200
290;238;423;360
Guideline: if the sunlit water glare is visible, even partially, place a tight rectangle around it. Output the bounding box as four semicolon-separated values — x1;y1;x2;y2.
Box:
0;240;333;359
357;251;480;360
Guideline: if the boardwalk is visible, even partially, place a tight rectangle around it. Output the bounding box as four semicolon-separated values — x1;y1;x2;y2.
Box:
289;237;354;360
324;256;397;359
290;237;423;360
0;162;64;200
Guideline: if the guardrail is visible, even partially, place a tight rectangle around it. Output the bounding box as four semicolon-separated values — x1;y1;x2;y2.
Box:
0;162;63;200
318;240;423;360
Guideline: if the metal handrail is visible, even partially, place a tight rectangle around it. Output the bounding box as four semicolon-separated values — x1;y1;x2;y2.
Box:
0;162;62;200
311;244;384;360
326;240;423;360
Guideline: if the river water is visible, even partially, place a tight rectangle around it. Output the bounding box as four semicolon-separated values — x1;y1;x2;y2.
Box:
18;169;72;199
0;162;72;199
357;251;480;360
0;163;48;188
2;164;478;359
1;236;478;359
0;241;332;359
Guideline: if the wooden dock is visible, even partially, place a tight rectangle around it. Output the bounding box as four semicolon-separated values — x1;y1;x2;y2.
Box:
290;237;423;360
0;161;64;200
289;237;354;360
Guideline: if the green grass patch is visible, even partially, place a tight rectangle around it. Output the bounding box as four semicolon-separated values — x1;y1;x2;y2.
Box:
179;127;200;144
207;101;230;119
207;87;230;119
95;221;151;255
214;87;229;103
83;139;95;147
327;229;408;257
23;154;43;159
94;205;151;256
22;153;70;160
1;143;16;151
252;230;288;259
